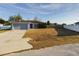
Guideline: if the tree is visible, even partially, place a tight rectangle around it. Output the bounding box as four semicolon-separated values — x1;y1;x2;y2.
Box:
0;18;5;24
8;14;22;22
4;21;11;25
14;14;22;22
8;16;15;22
47;20;50;25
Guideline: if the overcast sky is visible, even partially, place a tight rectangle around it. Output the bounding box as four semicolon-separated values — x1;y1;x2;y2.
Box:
0;3;79;24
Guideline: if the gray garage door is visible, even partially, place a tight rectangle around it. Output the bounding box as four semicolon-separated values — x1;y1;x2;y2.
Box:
13;23;28;30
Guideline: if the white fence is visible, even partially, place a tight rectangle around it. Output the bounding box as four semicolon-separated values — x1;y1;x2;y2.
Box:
64;24;79;32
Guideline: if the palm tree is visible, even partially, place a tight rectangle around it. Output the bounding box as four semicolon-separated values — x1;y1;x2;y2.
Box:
15;14;22;22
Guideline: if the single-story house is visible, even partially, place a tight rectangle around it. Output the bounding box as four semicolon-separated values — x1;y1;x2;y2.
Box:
11;20;43;30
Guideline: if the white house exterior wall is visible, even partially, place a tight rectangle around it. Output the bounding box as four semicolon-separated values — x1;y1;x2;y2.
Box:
12;22;38;30
12;23;28;30
64;24;79;32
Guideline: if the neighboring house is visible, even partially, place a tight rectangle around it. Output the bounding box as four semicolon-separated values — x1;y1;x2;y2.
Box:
75;22;79;25
11;20;43;30
64;22;79;32
0;23;11;30
0;23;3;27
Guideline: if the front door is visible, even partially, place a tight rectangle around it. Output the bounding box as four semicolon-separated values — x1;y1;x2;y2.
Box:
30;24;33;28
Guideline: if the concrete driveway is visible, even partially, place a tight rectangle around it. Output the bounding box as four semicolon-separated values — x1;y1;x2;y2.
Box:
5;44;79;56
0;30;32;55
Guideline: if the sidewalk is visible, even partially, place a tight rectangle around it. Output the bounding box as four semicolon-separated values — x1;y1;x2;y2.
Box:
5;44;79;56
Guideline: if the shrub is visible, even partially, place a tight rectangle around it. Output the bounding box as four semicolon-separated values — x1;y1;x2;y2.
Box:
37;23;47;28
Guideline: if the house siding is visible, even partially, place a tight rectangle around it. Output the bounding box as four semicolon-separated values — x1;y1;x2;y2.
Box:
64;24;79;32
12;23;28;30
12;22;38;30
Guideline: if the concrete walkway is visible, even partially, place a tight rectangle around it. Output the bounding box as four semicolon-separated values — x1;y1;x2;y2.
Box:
0;30;32;55
5;44;79;56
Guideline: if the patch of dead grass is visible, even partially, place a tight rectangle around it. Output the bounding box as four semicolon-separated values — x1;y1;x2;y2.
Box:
23;28;79;49
23;28;58;41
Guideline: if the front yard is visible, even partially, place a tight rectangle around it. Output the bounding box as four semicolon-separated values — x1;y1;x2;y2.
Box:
23;28;79;49
0;30;6;33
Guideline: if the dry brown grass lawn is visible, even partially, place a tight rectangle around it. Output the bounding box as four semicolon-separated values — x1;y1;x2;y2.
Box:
23;28;57;41
23;28;79;49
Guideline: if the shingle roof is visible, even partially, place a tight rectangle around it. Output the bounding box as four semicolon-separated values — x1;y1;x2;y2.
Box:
11;20;44;24
22;20;44;23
